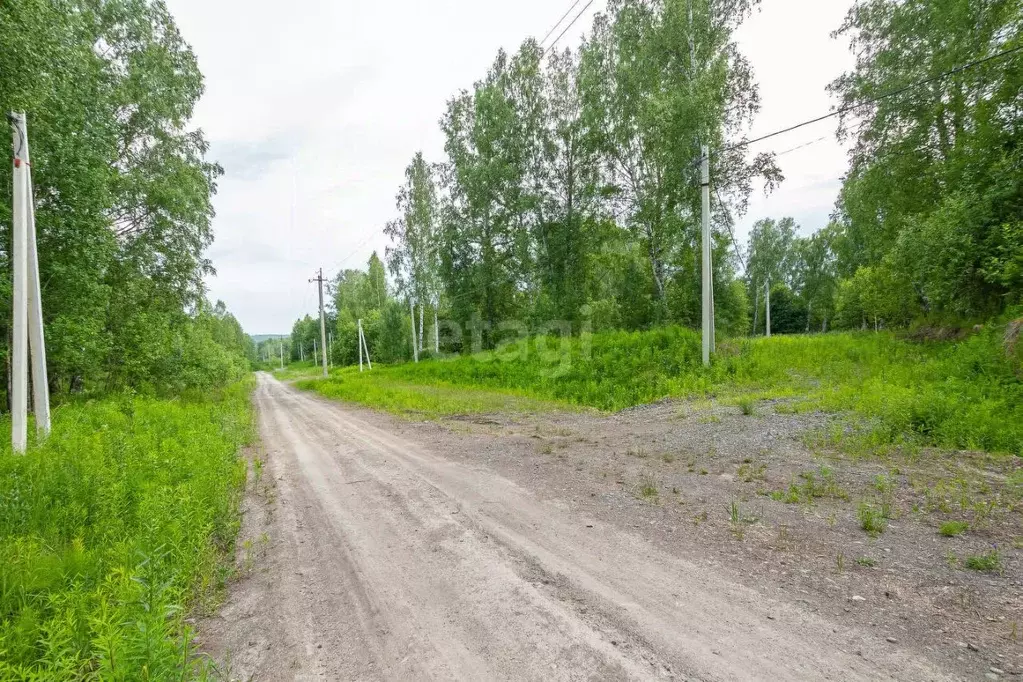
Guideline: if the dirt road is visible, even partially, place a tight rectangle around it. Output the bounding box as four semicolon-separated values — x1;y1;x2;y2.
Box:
200;373;954;681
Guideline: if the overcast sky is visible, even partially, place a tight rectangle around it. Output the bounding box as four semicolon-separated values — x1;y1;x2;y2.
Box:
165;0;855;335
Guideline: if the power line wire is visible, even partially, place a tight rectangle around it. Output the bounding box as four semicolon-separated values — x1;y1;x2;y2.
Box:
332;232;379;275
543;0;595;55
714;186;746;274
775;134;831;158
725;44;1023;152
540;0;585;49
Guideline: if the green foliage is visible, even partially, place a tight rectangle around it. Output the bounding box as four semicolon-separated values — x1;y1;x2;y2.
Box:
296;369;564;419
0;379;253;678
770;466;847;504
0;0;244;398
940;521;969;537
737;396;756;416
831;0;1023;319
764;284;808;335
963;550;1002;573
858;501;888;536
301;324;1023;456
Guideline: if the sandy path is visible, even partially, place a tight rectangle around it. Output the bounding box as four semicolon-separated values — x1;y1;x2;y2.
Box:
200;373;953;681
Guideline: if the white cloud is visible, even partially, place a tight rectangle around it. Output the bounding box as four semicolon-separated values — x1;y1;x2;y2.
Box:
167;0;855;333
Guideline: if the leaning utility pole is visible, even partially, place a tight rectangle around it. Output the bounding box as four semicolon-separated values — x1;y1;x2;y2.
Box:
357;319;373;371
700;144;712;367
361;320;372;370
9;112;50;452
310;269;328;377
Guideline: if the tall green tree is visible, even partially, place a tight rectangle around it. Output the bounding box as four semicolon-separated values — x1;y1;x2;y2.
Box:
439;44;544;344
746;217;798;333
793;225;839;331
385;153;441;350
578;0;780;320
831;0;1023;319
1;0;236;398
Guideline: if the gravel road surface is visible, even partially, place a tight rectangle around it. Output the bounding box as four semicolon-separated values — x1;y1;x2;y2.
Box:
200;373;953;681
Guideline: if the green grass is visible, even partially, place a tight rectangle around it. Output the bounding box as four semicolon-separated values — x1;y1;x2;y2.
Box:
963;550;1003;572
769;466;848;504
298;321;1022;455
0;379;253;679
296;371;571;419
939;520;970;537
737;396;757;416
858;501;889;535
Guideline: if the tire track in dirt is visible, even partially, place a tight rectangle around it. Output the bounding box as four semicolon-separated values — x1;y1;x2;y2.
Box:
201;373;953;681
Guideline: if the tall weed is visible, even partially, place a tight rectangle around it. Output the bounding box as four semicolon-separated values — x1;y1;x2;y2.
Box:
0;378;253;679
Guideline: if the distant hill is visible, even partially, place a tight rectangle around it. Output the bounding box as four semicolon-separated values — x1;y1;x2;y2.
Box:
250;334;288;344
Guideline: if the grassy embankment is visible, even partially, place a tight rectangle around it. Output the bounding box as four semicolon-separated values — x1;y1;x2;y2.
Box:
297;320;1023;456
0;378;254;680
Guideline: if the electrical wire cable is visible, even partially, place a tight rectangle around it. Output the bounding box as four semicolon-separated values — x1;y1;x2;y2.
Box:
332;232;380;275
540;0;585;49
714;186;747;274
725;44;1023;152
543;0;595;55
774;134;831;158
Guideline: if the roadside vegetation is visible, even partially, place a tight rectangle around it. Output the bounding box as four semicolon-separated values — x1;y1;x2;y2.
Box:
0;379;254;679
2;2;260;678
300;316;1023;456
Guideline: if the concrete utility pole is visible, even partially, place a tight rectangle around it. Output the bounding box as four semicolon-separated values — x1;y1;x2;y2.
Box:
310;269;328;377
409;298;419;363
361;320;372;370
700;144;711;367
9;112;50;452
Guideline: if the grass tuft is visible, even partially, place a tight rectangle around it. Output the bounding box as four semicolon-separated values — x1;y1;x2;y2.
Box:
939;520;969;537
858;501;888;536
963;550;1002;572
737;396;757;416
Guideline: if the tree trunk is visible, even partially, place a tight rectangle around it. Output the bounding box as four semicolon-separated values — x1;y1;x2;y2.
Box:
765;280;772;338
806;299;812;333
434;306;439;353
419;304;424;352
